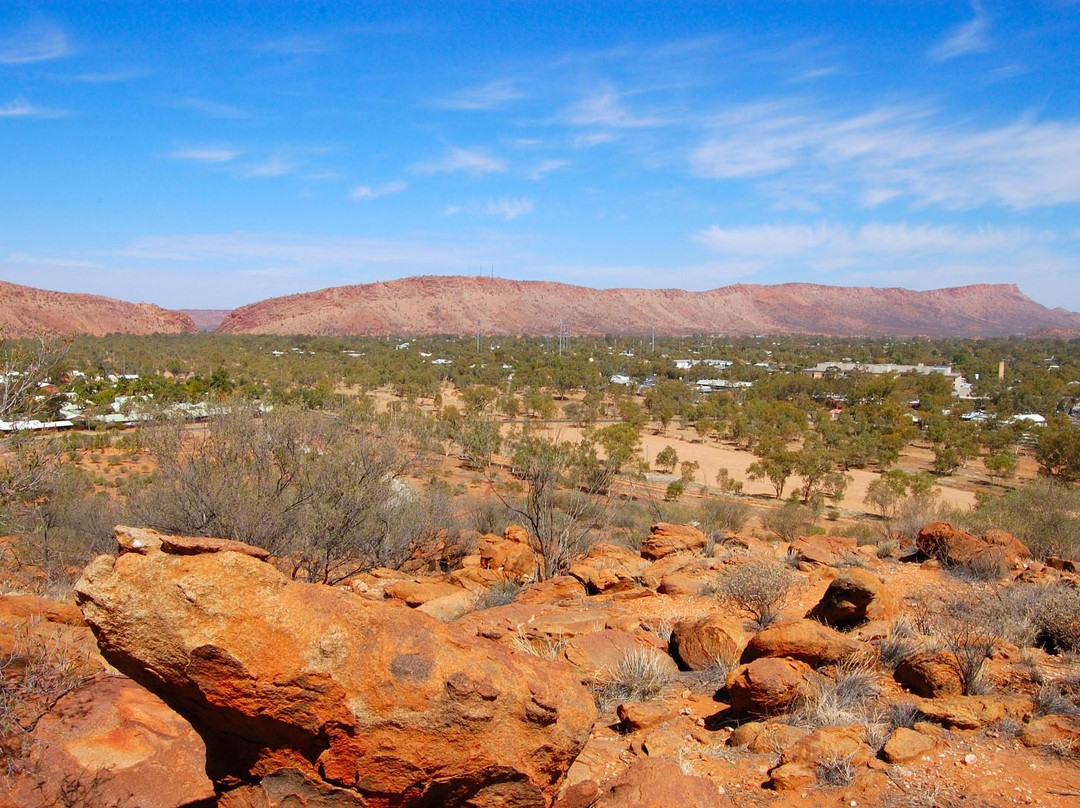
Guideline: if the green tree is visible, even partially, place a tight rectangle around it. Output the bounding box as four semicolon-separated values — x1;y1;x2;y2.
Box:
747;442;798;499
1036;416;1080;482
655;445;679;473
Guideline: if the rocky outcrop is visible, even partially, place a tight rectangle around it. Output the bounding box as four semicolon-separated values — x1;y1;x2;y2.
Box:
478;526;539;581
0;280;196;337
916;522;1030;570
586;757;724;807
10;676;213;808
894;651;963;698
215;276;1080;339
807;568;897;629
725;657;815;716
670;614;747;671
639;523;706;561
767;725;877;791
741;619;863;668
75;531;597;807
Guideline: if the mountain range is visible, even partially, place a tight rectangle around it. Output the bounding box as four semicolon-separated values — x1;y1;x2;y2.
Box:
3;276;1080;339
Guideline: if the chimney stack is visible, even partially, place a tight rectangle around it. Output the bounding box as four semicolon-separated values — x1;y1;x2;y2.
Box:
998;361;1006;381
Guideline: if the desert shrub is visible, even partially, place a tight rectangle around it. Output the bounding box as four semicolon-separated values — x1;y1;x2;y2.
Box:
761;500;818;542
816;753;857;786
475;579;524;610
508;629;567;660
133;407;450;584
696;496;751;537
1034;683;1080;717
664;480;684;501
1;621;96;765
712;559;801;629
938;623;998;696
1033;584;1080;654
884;700;923;730
836;522;880;546
788;658;880;729
592;648;674;710
961;478;1080;560
945;552;1010;583
466;495;515;536
877;631;919;670
889;492;945;542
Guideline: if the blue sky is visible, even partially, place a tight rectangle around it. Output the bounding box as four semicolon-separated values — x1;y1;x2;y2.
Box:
2;1;1080;311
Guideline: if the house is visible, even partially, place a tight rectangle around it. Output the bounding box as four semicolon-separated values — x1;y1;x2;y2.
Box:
610;374;632;385
804;361;973;398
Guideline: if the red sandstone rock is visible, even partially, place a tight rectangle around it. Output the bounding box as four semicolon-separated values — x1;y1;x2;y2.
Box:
893;651;963;698
807;568;896;628
75;541;596;807
478;526;539;581
588;757;725;808
725;657;815;716
9;676;213;808
741;619;863;668
916;522;1030;569
670;614;747;671
639;523;706;561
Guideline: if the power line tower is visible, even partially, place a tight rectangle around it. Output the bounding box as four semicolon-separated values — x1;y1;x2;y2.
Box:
557;319;567;356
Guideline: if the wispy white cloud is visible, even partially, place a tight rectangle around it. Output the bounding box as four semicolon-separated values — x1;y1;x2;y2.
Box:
70;70;144;83
930;2;991;62
486;197;534;220
694;221;1038;258
573;132;616;148
527;158;569;180
792;66;839;82
0;21;68;64
691;101;1080;210
170;146;243;163
691;220;1069;294
437;79;525;110
0;97;67;119
563;85;664;129
5;252;103;270
411;146;507;175
349;181;407;200
240;153;298;178
115;232;494;270
175;98;252;119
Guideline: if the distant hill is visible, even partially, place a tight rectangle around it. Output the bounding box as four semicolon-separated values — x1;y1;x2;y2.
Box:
0;281;196;337
215;276;1080;338
179;309;232;332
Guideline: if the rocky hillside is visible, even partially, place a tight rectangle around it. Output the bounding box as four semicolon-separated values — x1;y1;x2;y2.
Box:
6;521;1079;806
216;276;1080;337
0;281;196;337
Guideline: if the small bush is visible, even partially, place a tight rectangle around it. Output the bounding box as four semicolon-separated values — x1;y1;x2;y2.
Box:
592;648;674;709
696;496;750;537
816;753;857;786
1034;585;1080;654
789;658;881;729
877;632;919;670
1;621;95;764
475;579;524;610
713;560;801;630
1034;683;1080;717
884;700;923;730
508;628;567;660
762;500;818;542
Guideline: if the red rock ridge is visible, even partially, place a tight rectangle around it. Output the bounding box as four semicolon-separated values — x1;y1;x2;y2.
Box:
215;276;1080;338
0;281;196;337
